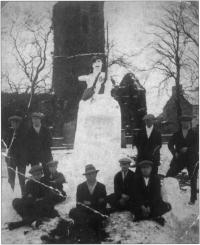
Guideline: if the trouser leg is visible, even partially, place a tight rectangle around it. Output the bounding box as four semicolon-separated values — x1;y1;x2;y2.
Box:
166;158;184;177
12;197;35;218
133;206;144;220
151;201;171;217
17;165;26;197
12;198;24;217
187;162;199;202
7;158;16;190
8;218;35;230
35;199;59;218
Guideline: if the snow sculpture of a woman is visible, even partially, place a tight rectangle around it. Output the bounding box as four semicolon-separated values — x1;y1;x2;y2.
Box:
73;56;121;179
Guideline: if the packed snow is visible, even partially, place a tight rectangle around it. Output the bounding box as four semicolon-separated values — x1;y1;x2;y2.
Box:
1;144;199;244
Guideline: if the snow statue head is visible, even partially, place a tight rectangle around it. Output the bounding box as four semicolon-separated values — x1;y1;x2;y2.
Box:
91;55;103;73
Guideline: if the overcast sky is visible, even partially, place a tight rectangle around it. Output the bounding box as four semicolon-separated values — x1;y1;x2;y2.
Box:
2;1;183;116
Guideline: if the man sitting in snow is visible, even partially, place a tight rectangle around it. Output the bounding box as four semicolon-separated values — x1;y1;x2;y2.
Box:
7;165;59;230
69;164;107;242
107;157;135;212
43;160;66;204
132;160;171;226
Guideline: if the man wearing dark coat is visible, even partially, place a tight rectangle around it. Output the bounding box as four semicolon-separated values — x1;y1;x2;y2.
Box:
135;114;162;175
4;115;28;196
7;165;59;230
43;160;67;204
69;164;107;241
26;112;53;177
166;115;199;204
107;158;135;211
132;160;171;226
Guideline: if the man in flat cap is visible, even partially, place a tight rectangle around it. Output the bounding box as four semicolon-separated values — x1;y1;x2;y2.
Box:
7;165;59;230
26;112;53;177
69;164;107;241
4;115;28;196
135;114;162;175
43;160;67;204
107;157;135;212
132;160;171;226
166;115;199;204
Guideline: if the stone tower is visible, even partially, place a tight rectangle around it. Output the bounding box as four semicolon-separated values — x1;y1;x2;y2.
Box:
52;2;105;100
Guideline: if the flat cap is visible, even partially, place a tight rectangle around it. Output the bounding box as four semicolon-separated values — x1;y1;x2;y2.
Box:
8;115;23;122
119;157;132;164
180;115;192;122
31;112;44;119
143;114;155;120
47;160;58;168
29;165;43;174
138;160;154;168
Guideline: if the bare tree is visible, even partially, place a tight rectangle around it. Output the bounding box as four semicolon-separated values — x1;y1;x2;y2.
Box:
1;72;22;93
149;3;195;121
10;20;52;108
180;1;199;89
180;1;199;47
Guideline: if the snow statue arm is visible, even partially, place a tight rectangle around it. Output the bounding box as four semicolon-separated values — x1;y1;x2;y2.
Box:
78;75;89;83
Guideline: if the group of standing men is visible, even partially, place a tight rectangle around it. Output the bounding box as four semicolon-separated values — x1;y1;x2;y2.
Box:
4;112;53;196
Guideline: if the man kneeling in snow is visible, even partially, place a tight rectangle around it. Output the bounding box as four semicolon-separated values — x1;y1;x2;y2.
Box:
7;165;59;230
132;160;171;226
69;164;108;242
42;160;66;204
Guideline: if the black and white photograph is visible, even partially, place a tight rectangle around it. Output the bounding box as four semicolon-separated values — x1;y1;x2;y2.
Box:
1;1;199;243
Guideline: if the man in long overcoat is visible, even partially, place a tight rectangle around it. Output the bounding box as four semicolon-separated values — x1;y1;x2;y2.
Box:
26;112;53;176
135;114;162;175
4;115;28;196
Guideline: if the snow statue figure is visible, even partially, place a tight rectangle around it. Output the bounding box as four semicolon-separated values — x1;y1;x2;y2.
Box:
73;55;121;184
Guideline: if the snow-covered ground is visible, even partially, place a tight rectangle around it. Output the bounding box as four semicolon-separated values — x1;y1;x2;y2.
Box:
1;144;199;244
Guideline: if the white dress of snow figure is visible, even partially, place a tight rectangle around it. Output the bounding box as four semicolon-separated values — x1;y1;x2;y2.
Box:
73;57;121;183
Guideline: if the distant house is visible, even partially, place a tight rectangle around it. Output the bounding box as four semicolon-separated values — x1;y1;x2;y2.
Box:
158;85;199;134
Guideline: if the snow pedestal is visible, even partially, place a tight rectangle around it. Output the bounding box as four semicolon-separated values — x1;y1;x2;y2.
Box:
161;177;189;222
72;94;122;193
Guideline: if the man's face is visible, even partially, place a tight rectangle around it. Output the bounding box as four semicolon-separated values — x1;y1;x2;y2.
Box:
120;163;130;172
10;120;20;130
92;59;103;71
49;166;57;174
181;121;190;130
85;172;97;183
145;119;154;128
32;171;43;180
32;117;41;127
141;165;152;177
